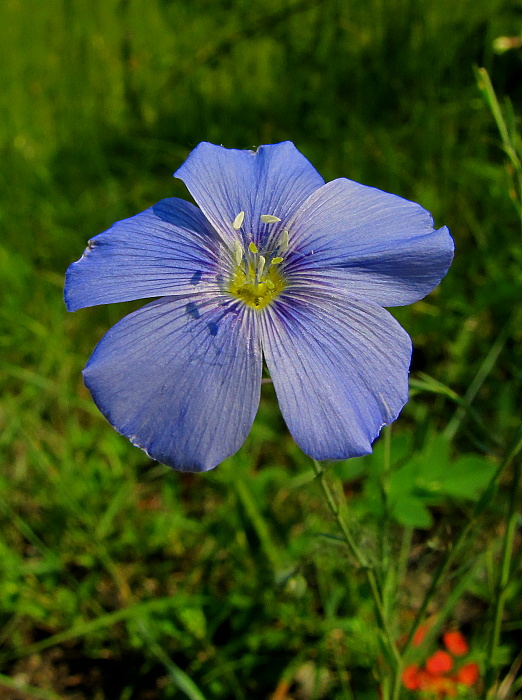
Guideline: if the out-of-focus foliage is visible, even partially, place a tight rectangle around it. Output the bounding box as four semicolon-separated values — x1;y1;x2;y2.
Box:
1;0;521;697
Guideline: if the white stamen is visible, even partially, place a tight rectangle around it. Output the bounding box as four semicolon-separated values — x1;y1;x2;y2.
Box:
279;229;289;252
260;214;281;224
232;211;245;230
234;240;243;266
257;255;266;278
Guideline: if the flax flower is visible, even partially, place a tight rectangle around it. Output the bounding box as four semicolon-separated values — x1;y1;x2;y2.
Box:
65;142;453;471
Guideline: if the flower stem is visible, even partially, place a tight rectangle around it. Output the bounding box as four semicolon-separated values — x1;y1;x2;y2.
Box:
311;459;402;697
484;456;521;695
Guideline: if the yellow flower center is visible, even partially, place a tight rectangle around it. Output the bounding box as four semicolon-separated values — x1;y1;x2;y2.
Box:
228;258;286;309
227;213;288;310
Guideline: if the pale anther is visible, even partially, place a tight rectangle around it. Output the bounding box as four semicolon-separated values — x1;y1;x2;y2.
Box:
257;255;266;277
234;240;243;266
260;214;281;224
249;242;258;254
279;229;289;252
232;211;245;230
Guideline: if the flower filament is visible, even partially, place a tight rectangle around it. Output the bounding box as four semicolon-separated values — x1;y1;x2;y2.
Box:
228;212;288;309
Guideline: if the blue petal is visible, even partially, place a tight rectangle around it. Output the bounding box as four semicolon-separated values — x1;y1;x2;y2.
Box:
65;198;221;311
260;291;412;460
174;141;324;247
83;294;262;471
285;179;454;306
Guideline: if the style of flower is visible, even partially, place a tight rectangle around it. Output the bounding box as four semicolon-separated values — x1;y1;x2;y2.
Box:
65;142;454;471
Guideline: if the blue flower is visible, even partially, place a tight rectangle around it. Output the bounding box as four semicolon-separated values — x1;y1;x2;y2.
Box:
65;142;453;472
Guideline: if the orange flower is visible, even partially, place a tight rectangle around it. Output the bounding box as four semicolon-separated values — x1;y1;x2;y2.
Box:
401;624;478;697
457;662;479;686
426;650;453;674
413;624;429;647
443;630;469;656
417;670;457;698
402;665;421;690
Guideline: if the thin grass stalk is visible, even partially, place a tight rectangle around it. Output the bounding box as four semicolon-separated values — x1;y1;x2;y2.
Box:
475;66;522;234
484;458;521;696
402;426;522;659
311;459;402;698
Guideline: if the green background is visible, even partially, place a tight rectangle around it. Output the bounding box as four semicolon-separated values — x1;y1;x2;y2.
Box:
1;0;521;698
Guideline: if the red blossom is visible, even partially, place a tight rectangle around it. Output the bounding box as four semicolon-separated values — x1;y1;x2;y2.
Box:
457;662;480;686
426;650;453;675
402;665;421;690
443;630;469;656
413;624;429;647
412;670;457;698
400;623;478;697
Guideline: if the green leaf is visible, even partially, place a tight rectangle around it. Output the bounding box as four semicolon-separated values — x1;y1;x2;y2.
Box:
390;494;433;529
178;607;207;641
441;455;497;500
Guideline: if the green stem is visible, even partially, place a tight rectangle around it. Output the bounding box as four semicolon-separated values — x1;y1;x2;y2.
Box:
311;459;402;697
379;427;392;616
475;67;521;174
402;427;522;658
235;475;282;573
475;66;522;234
444;322;510;441
485;457;521;694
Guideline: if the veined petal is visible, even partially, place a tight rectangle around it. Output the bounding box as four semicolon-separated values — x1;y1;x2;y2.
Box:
285;179;454;306
174;141;324;247
260;292;412;460
65;198;221;311
83;294;262;471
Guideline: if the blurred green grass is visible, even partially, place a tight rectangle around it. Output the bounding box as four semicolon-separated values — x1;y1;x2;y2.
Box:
1;0;521;697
